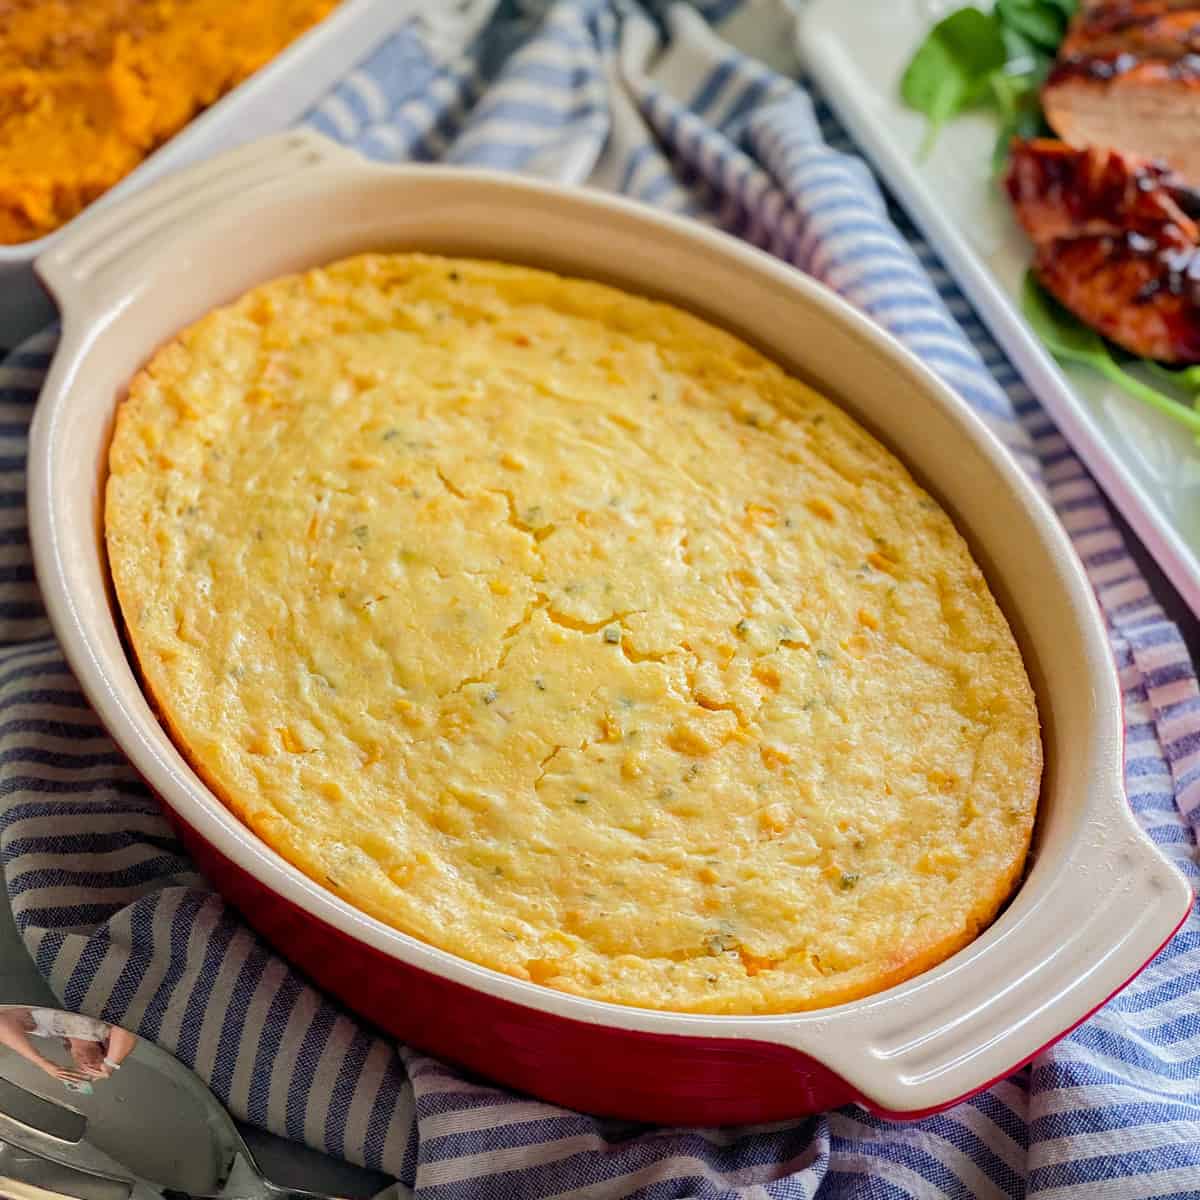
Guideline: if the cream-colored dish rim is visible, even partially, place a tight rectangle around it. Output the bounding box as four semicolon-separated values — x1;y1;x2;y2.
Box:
27;130;1192;1115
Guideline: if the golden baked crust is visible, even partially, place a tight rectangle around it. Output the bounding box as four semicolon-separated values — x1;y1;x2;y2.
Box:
105;253;1041;1014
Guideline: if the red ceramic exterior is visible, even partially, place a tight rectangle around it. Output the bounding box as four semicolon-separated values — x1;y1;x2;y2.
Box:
134;625;1183;1123
161;799;1190;1125
165;807;864;1125
132;434;1185;1127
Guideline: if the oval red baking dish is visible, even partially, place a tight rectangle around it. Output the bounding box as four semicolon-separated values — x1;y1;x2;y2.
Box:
26;130;1192;1126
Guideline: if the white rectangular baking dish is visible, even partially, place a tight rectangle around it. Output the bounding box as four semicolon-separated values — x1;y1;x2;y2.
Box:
797;0;1200;621
24;130;1192;1123
0;0;424;347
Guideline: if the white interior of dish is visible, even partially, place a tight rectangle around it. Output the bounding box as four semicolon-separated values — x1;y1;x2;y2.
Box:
29;153;1190;1114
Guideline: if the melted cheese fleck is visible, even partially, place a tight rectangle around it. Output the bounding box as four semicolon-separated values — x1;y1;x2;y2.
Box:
105;254;1041;1013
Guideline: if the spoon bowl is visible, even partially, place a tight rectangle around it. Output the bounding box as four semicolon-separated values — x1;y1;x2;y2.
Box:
0;1006;409;1200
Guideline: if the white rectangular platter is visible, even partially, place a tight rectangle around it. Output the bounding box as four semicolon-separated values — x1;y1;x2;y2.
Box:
797;0;1200;617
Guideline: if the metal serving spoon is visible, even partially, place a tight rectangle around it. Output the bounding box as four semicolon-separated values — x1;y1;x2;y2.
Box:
0;1005;412;1200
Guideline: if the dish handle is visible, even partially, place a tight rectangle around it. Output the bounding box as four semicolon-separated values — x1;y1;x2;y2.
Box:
35;130;361;318
775;811;1192;1116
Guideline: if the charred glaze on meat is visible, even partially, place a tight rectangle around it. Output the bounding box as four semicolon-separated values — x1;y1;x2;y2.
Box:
1007;139;1200;362
1043;4;1200;185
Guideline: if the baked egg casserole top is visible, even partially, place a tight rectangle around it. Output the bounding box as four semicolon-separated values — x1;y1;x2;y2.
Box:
105;253;1041;1014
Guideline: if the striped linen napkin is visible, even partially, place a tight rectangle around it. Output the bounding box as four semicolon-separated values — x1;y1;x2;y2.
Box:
3;2;1200;1196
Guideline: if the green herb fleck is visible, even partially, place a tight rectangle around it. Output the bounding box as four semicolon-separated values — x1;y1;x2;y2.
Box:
840;872;861;890
573;795;590;806
482;687;498;705
382;429;401;441
534;677;546;691
735;619;750;638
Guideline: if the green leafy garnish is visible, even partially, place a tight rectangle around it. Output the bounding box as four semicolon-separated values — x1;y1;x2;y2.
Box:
900;9;1008;157
1146;362;1200;398
1021;273;1200;437
900;1;1077;164
903;6;1200;444
989;69;1052;173
995;0;1072;53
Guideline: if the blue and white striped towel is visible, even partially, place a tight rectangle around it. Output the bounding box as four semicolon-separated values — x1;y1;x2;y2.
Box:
3;2;1200;1195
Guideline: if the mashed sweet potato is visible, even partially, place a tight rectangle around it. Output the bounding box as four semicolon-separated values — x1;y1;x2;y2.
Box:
0;0;338;244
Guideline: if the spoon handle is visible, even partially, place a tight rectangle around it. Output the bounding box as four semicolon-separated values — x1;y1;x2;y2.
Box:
259;1180;413;1200
257;1190;346;1200
0;1145;362;1200
0;1005;413;1200
1;1139;134;1200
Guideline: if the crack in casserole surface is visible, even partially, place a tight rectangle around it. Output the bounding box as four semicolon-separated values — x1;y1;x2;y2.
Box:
105;254;1041;1014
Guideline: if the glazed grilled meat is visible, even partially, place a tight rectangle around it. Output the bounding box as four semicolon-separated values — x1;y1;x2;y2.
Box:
1030;237;1200;363
1043;3;1200;185
1063;3;1200;60
1007;139;1200;362
1006;137;1199;241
